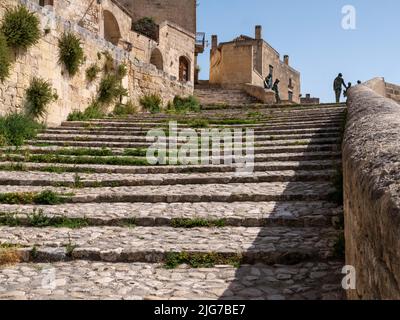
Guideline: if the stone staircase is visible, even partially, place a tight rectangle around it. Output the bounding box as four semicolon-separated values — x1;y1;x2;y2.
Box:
195;83;261;106
0;103;347;300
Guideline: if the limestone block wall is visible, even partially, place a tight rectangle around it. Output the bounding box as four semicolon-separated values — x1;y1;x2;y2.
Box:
385;82;400;103
344;85;400;299
362;77;400;105
0;0;193;126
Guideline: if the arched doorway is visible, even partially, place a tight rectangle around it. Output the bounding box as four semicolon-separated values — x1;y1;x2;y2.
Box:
103;10;121;46
150;48;163;71
179;56;190;82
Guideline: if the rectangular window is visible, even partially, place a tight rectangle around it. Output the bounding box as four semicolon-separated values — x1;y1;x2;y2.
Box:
288;91;293;102
269;65;274;76
289;78;293;88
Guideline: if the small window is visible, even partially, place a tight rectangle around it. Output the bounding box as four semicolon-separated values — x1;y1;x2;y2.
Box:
39;0;54;6
289;78;293;88
288;91;293;102
269;65;274;76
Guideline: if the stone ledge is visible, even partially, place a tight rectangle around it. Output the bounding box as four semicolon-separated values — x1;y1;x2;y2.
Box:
344;85;400;299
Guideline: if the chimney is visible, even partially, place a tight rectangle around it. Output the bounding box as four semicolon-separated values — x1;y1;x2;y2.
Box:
255;25;262;40
284;55;289;66
211;35;218;50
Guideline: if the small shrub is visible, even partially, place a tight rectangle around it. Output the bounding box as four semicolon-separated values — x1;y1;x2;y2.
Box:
187;119;209;128
169;95;200;113
140;93;162;113
0;113;42;147
33;190;65;205
58;32;84;76
102;51;114;73
98;74;128;105
117;63;128;79
25;77;58;118
86;64;100;82
132;17;158;41
113;101;137;116
0;5;40;50
0;32;11;82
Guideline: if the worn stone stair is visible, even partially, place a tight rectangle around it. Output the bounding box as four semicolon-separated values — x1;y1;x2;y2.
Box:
194;85;261;106
0;103;347;300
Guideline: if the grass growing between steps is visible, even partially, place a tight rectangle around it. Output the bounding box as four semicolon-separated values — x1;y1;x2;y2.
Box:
164;252;243;269
171;218;226;228
0;163;97;174
0;190;70;205
0;210;89;228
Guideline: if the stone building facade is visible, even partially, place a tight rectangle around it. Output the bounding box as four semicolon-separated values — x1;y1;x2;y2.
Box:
209;26;301;104
0;0;198;125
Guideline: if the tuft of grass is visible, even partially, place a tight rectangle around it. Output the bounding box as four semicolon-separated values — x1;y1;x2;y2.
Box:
0;247;20;266
167;95;200;114
0;113;42;147
58;32;84;76
0;190;67;205
1;5;40;50
140;94;162;113
164;252;242;269
187;119;209;128
116;63;128;79
73;173;83;188
97;74;128;105
0;32;11;82
113;101;138;116
171;218;226;228
86;64;100;82
123;148;147;157
25;77;58;119
67;100;105;121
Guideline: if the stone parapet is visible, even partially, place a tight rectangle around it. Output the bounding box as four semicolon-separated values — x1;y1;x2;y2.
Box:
344;85;400;299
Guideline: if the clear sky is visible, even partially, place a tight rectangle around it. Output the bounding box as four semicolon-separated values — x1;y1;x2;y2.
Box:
197;0;400;102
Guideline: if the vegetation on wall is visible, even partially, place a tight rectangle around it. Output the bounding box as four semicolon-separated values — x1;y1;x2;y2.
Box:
0;113;42;147
67;100;104;121
58;32;85;76
97;74;128;105
86;64;100;82
0;32;11;82
25;77;58;119
140;93;162;113
0;5;41;50
102;51;115;73
132;17;158;41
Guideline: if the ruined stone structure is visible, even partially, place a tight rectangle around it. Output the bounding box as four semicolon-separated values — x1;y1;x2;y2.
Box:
0;0;198;125
344;83;400;299
209;26;301;104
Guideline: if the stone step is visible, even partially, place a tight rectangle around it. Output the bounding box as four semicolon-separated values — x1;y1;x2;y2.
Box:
0;201;342;228
33;133;341;146
0;160;341;174
61;119;343;129
59;122;343;131
0;170;337;188
0;226;340;264
0;181;337;203
43;127;342;137
0;261;345;300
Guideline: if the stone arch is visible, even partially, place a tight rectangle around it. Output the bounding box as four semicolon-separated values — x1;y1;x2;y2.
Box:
103;10;121;46
179;56;190;82
150;48;164;71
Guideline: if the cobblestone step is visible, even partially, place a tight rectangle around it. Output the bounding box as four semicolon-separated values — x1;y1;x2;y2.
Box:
0;261;344;300
0;181;337;203
0;170;336;187
0;226;340;264
0;160;341;174
0;201;342;228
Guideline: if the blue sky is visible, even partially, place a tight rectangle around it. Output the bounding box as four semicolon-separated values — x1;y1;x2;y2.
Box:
197;0;400;102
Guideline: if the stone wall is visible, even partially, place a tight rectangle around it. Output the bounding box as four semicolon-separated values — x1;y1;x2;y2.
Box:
0;0;193;125
344;85;400;299
118;0;197;34
385;82;400;103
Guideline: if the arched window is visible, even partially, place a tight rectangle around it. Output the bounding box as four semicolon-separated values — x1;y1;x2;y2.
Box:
150;48;163;71
179;56;190;82
103;10;121;46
